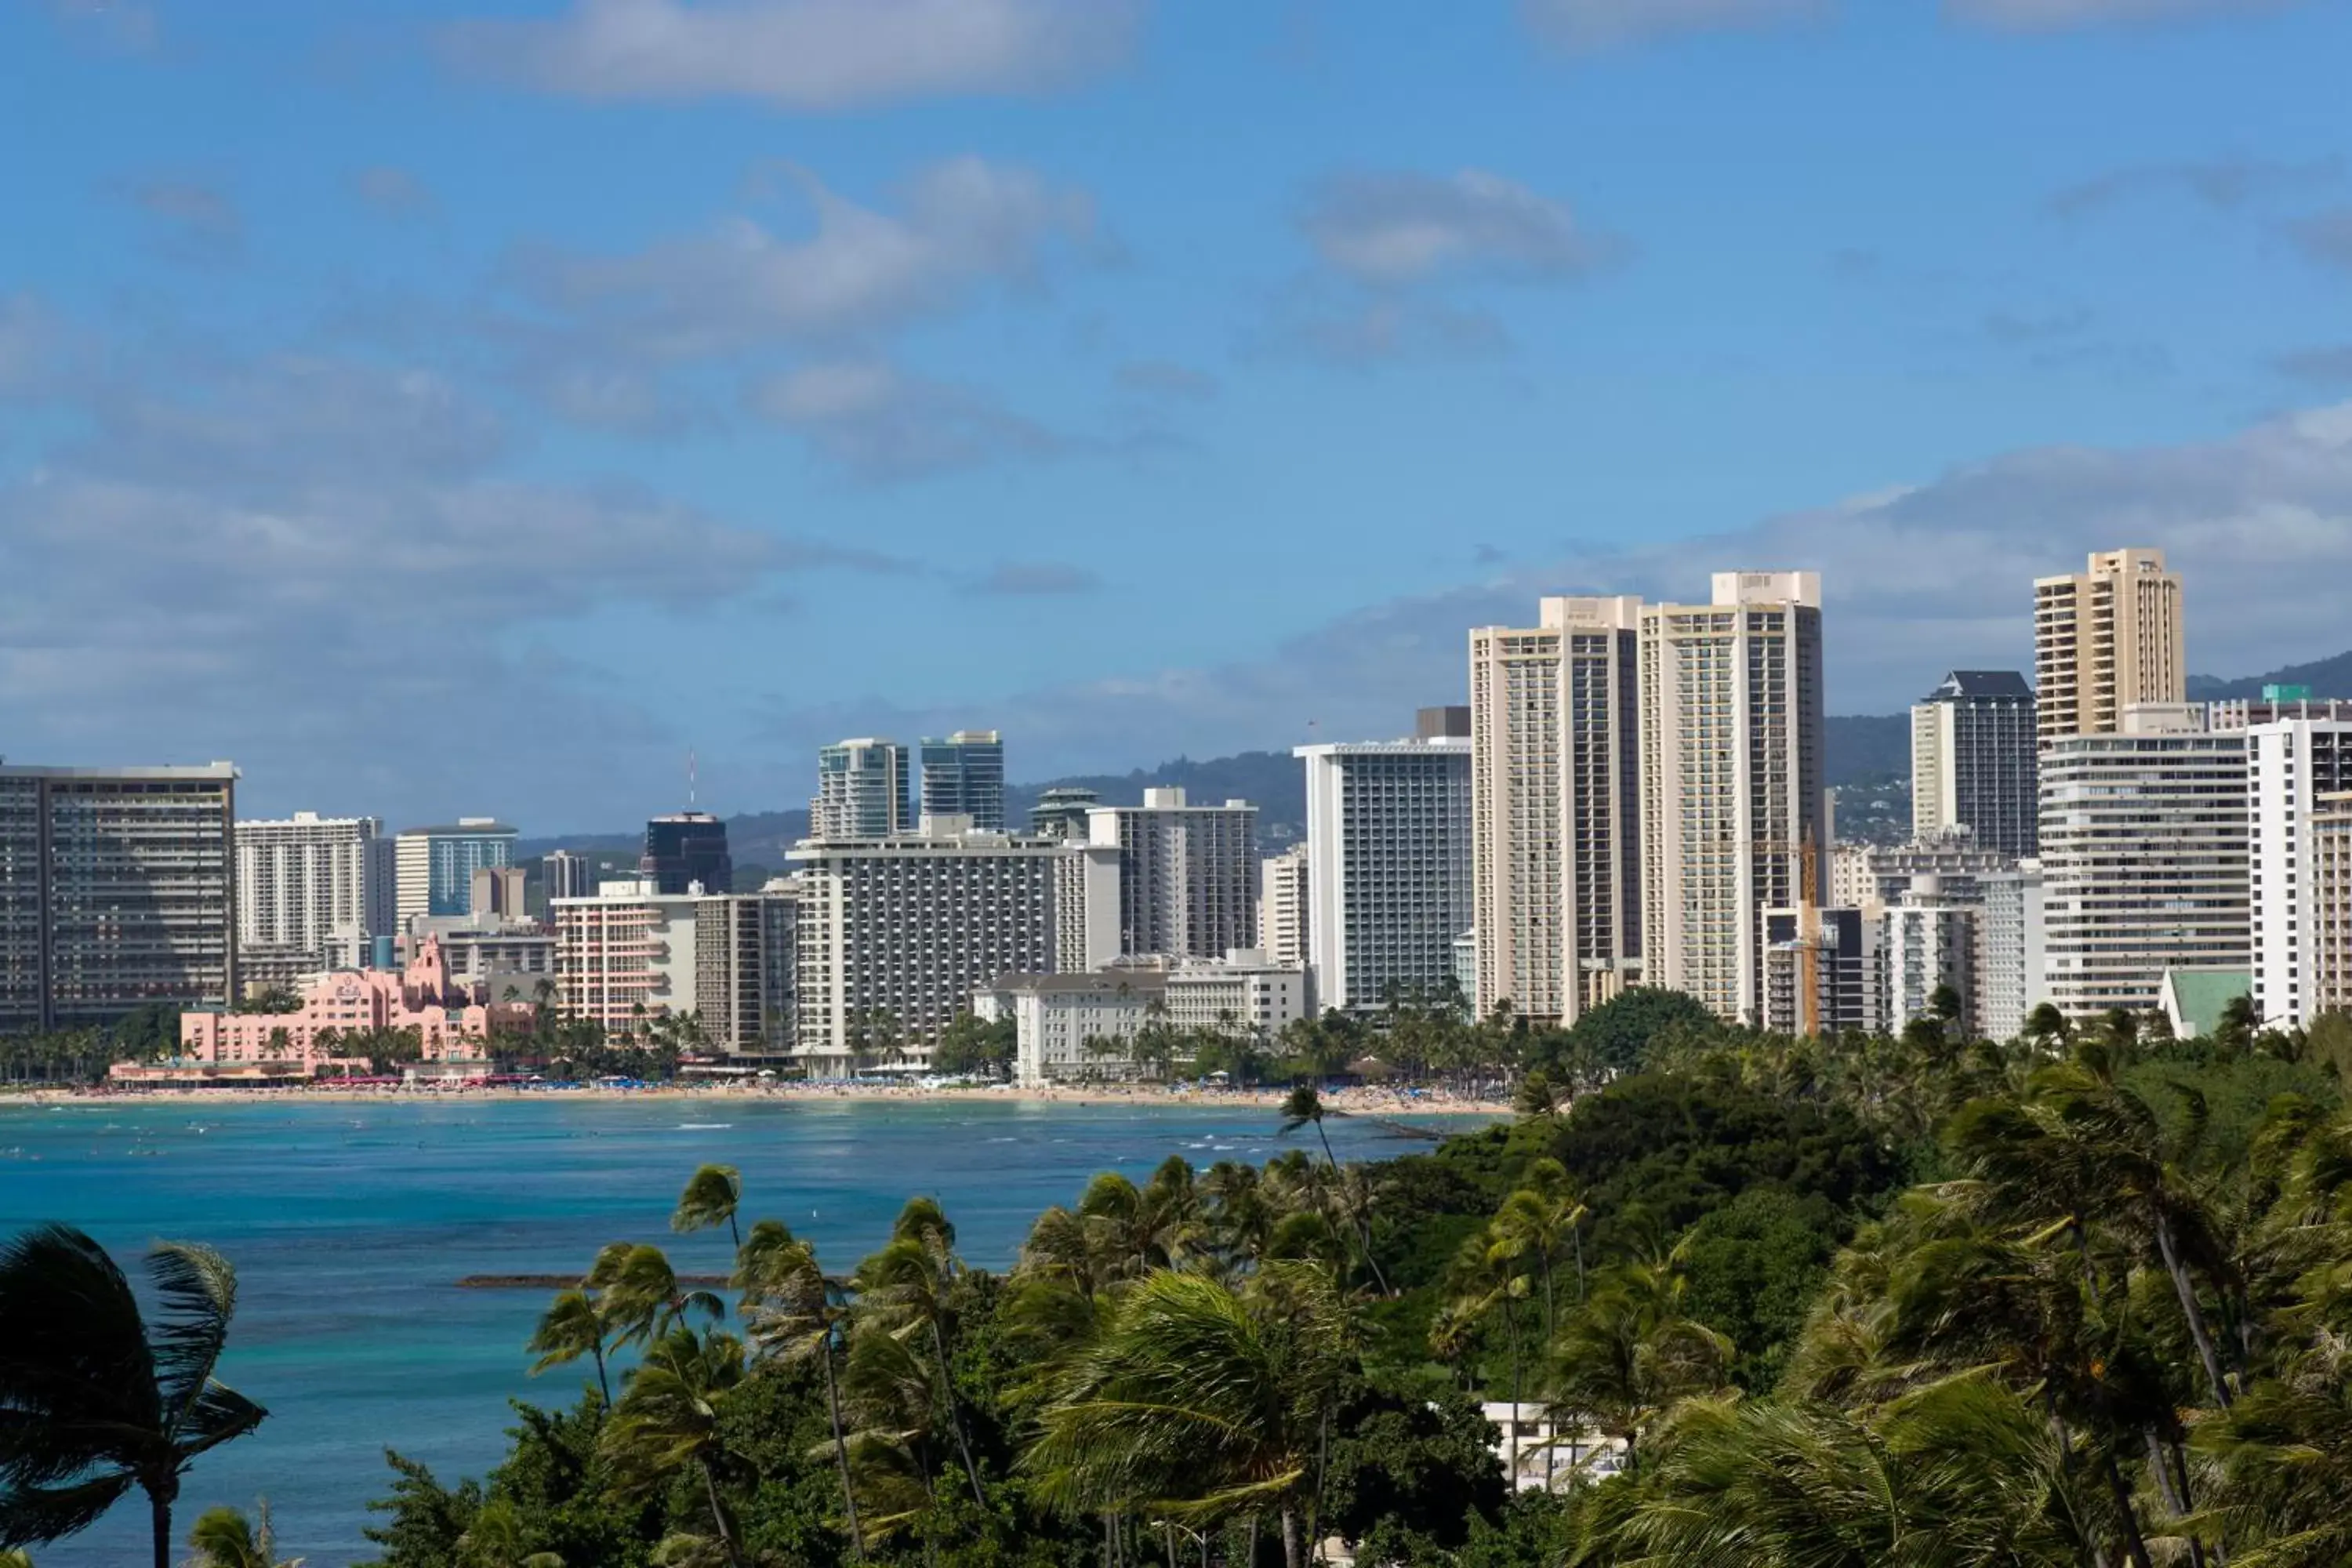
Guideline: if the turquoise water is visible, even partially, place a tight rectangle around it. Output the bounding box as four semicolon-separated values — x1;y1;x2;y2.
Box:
0;1096;1460;1566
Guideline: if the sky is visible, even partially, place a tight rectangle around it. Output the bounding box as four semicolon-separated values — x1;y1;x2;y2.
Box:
5;0;2352;831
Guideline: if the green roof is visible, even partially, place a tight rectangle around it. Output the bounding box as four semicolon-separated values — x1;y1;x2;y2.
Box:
2162;970;2251;1040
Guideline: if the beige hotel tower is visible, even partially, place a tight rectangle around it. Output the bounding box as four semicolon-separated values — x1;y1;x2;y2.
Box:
1468;597;1644;1027
2033;547;2184;748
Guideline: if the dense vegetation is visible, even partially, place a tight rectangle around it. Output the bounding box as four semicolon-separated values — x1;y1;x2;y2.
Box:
13;989;2352;1567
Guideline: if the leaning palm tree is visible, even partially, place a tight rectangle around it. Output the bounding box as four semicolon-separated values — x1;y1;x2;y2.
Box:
527;1288;613;1407
736;1225;864;1561
0;1225;267;1568
672;1166;744;1250
855;1200;985;1507
601;1327;750;1568
1026;1262;1355;1568
185;1501;302;1568
1276;1085;1390;1295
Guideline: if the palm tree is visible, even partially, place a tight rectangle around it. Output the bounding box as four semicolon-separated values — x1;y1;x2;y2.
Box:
185;1502;301;1568
1026;1264;1355;1568
527;1288;612;1407
0;1225;267;1568
593;1244;723;1353
601;1327;749;1568
452;1497;565;1567
1277;1085;1390;1295
672;1165;745;1250
735;1225;864;1561
855;1199;985;1507
1548;1249;1732;1469
1488;1158;1588;1341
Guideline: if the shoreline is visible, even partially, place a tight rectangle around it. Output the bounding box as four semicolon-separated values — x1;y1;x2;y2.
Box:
0;1081;1512;1116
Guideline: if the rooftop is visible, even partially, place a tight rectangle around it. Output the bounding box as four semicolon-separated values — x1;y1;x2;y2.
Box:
1922;670;2034;702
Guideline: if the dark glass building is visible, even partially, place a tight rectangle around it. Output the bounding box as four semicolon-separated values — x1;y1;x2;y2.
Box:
642;811;732;895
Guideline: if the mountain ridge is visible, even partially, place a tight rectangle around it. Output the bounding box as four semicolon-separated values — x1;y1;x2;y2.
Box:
524;649;2351;862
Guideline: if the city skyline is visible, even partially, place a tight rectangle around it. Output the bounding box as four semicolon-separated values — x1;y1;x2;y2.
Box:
7;3;2352;828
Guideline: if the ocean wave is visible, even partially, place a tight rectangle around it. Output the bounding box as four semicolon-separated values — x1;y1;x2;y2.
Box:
677;1122;734;1131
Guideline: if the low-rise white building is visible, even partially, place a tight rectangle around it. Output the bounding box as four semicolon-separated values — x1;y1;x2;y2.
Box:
981;948;1310;1086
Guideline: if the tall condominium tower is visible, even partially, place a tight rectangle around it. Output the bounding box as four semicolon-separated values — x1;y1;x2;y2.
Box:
2034;547;2184;750
0;764;240;1030
1087;788;1258;960
1468;596;1643;1027
2247;702;2352;1027
234;811;396;965
920;731;1006;833
641;811;732;895
394;820;519;927
811;739;910;840
1298;732;1474;1013
1639;572;1828;1024
694;881;800;1055
2039;705;2248;1020
1258;843;1310;972
1911;670;2038;857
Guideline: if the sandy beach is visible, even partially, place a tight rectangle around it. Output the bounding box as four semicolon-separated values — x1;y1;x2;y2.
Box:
7;1079;1512;1116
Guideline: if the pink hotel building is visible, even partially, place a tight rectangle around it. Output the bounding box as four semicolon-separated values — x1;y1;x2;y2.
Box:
169;936;534;1071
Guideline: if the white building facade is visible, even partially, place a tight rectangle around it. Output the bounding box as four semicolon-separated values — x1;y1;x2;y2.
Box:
1258;844;1311;973
235;812;396;976
789;822;1077;1067
1298;736;1474;1012
2039;706;2249;1020
1977;860;2046;1041
2247;711;2352;1027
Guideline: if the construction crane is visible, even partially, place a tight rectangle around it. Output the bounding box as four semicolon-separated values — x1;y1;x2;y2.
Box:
1752;827;1826;1036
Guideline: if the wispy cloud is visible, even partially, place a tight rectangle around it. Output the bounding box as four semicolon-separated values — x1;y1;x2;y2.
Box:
2045;154;2341;218
349;165;439;220
115;177;242;263
973;561;1102;595
1948;0;2308;31
749;360;1065;481
1520;0;1827;53
443;0;1145;111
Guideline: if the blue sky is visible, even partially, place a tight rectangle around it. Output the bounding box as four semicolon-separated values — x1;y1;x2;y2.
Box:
5;0;2352;830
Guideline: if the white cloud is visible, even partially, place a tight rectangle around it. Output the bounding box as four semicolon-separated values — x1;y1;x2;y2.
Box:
0;352;908;822
750;359;1063;480
443;0;1144;110
764;402;2352;777
116;177;243;262
2043;154;2340;218
1299;169;1613;286
1947;0;2304;28
516;157;1098;357
1522;0;1827;52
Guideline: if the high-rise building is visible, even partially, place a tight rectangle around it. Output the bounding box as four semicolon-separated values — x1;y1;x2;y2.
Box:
0;764;240;1031
2311;795;2352;1021
1878;883;1978;1039
695;882;800;1056
2039;705;2249;1020
2034;547;2184;750
812;739;911;840
543;850;593;902
642;811;732;896
2248;707;2352;1027
1977;860;2046;1042
470;866;528;920
1258;844;1311;972
1029;786;1101;840
1298;734;1474;1012
1468;596;1643;1026
1417;706;1472;740
552;878;702;1034
1761;906;1875;1037
1087;788;1258;960
1639;572;1828;1024
1911;671;2038;856
788;820;1085;1066
395;820;518;926
234;811;396;975
920;731;1006;833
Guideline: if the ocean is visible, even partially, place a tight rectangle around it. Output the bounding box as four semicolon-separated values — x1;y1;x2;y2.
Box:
0;1095;1465;1566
